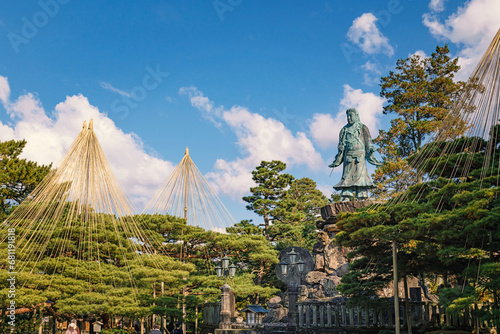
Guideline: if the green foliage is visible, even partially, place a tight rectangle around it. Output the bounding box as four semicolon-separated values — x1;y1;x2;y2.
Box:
378;45;464;156
243;160;294;238
272;177;328;251
242;161;328;252
372;45;478;199
229;273;279;302
226;220;263;236
438;286;478;315
0;309;44;334
410;136;488;180
137;213;279;318
239;162;329;296
0;212;193;326
0;139;51;221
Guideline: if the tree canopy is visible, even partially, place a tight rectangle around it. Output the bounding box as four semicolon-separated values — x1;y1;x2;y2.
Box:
0;140;51;221
372;45;477;199
243;160;294;239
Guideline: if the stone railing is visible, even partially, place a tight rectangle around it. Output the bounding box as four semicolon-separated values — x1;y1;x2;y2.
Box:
203;300;494;333
297;299;485;331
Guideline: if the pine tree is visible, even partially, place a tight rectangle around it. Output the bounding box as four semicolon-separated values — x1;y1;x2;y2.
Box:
0;140;51;220
271;177;328;250
242;161;294;239
373;45;475;199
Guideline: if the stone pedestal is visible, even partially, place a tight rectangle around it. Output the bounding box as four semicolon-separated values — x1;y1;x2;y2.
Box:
318;201;380;226
220;284;233;330
305;201;384;299
287;283;299;331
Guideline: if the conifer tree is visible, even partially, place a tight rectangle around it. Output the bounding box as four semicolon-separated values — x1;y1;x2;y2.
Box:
0;140;51;220
271;177;328;250
242;161;294;239
373;45;475;199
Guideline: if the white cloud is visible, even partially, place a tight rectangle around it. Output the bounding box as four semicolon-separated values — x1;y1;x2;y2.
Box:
205;159;255;201
412;50;428;59
99;81;131;97
0;75;10;104
224;106;323;168
361;61;381;74
309;84;385;149
347;13;394;56
179;86;222;127
0;75;174;210
429;0;447;13
309;113;344;150
423;0;500;79
361;61;382;86
181;86;324;199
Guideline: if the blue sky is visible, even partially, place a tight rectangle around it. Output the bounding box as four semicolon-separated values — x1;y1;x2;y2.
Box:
1;0;499;226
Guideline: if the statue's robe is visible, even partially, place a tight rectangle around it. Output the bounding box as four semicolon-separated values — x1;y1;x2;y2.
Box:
334;123;380;190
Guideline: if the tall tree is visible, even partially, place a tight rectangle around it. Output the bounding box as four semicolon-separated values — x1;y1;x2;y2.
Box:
242;161;294;239
373;45;472;199
0;140;51;220
271;177;329;250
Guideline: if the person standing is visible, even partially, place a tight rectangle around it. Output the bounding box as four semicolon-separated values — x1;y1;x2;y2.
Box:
66;321;79;334
172;323;183;334
149;324;162;334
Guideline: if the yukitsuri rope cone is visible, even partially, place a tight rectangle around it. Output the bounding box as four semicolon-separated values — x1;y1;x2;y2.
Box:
143;147;236;231
1;120;177;295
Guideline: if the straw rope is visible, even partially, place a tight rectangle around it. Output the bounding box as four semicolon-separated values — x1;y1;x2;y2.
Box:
2;120;168;291
143;147;236;231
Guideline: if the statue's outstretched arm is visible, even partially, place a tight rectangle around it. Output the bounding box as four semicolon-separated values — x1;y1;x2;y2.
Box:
329;151;343;168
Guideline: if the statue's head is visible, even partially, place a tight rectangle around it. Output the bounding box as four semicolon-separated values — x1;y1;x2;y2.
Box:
346;108;360;125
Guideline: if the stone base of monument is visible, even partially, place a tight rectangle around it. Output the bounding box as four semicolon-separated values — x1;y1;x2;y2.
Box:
303;201;383;301
318;200;380;226
302;271;344;300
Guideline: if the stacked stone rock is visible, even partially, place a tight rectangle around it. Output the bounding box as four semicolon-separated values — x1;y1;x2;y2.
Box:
262;296;288;323
304;201;376;300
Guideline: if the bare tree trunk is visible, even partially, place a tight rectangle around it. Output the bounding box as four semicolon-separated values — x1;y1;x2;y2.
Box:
392;241;401;334
264;214;270;239
404;275;412;334
195;305;198;334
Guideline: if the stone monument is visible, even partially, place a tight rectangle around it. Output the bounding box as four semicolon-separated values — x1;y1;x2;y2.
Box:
305;106;384;297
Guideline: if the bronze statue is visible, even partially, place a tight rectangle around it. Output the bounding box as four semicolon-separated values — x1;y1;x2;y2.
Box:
329;108;382;200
